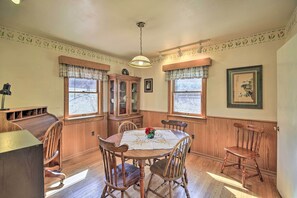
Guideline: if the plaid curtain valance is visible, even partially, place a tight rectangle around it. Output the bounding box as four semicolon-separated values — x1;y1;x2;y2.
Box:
59;63;108;81
165;66;209;81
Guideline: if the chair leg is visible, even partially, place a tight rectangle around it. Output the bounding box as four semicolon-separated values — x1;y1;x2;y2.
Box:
238;157;241;169
45;169;66;184
241;159;246;187
182;176;190;198
145;173;154;196
121;191;124;198
221;151;229;173
100;185;107;198
168;181;172;198
184;167;188;184
254;158;264;182
133;159;137;166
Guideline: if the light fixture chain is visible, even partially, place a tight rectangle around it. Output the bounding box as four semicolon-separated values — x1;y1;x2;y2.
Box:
140;25;143;55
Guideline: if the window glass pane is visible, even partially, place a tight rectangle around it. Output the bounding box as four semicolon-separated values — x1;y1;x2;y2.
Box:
173;93;201;114
69;78;97;92
175;78;202;92
69;93;98;115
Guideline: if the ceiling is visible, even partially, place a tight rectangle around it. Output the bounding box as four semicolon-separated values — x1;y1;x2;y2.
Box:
0;0;296;60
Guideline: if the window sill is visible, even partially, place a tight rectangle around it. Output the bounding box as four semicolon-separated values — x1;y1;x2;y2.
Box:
167;114;207;120
64;114;104;125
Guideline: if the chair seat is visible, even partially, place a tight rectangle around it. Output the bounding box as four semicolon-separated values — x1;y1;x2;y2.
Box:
224;146;259;158
150;159;181;179
111;163;140;187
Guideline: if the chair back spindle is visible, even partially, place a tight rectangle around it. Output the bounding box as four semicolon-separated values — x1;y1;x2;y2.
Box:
164;136;192;180
99;137;129;188
42;121;63;165
161;120;188;132
118;121;137;134
234;123;264;153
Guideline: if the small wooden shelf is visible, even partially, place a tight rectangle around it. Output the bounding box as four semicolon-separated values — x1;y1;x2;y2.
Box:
1;106;48;122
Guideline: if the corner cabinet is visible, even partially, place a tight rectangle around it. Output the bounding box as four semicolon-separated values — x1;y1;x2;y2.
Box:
108;74;143;136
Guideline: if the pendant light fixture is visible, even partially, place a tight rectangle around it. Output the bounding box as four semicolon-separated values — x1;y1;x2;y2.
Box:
129;22;152;68
11;0;21;4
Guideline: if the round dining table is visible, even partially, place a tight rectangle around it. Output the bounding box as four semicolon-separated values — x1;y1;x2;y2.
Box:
106;128;188;198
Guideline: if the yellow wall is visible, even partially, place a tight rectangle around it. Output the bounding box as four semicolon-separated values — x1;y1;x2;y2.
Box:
0;27;285;122
0;35;132;117
135;39;284;121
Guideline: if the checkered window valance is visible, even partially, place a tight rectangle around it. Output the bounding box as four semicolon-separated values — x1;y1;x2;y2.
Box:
165;66;209;81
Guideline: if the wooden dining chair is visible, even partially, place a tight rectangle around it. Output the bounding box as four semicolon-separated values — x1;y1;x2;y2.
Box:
161;120;188;131
146;136;192;198
221;123;264;187
98;136;140;198
118;121;137;134
160;119;189;182
42;121;66;185
118;121;139;166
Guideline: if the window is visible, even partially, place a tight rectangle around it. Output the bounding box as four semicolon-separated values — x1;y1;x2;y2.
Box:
169;78;206;118
65;78;102;118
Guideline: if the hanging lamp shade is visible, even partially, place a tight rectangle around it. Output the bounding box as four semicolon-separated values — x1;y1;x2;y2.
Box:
129;55;151;68
129;22;152;68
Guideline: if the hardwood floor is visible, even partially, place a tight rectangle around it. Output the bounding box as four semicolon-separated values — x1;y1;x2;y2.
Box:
45;150;280;198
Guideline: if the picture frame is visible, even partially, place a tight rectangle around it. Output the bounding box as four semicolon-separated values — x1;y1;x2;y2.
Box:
227;65;263;109
144;78;153;93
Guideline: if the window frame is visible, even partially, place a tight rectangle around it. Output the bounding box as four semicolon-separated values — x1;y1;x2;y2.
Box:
168;78;207;118
64;77;103;119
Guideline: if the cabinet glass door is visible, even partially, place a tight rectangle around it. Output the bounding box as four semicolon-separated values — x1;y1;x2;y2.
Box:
118;80;128;116
109;80;115;115
131;82;138;114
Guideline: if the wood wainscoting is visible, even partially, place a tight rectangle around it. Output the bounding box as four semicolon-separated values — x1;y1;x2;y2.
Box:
62;114;108;161
140;110;277;175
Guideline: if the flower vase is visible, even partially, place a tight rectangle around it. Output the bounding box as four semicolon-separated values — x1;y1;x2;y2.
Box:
147;133;155;139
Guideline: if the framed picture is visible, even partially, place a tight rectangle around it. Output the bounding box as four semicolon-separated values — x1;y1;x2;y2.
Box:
144;78;153;93
227;65;263;109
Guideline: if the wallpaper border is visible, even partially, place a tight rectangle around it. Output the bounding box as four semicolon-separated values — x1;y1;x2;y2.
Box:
0;25;128;66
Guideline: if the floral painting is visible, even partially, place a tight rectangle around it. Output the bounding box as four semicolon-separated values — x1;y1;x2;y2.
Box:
227;65;262;109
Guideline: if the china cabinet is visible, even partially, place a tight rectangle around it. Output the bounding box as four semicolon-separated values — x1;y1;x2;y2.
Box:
108;74;142;136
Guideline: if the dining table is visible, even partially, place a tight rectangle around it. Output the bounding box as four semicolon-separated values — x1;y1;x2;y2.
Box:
106;127;188;198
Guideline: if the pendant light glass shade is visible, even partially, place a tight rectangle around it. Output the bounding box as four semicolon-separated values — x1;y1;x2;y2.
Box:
129;55;152;68
11;0;21;4
129;22;152;69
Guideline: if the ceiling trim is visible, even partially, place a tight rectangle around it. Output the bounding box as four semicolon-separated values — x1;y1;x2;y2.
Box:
285;6;297;35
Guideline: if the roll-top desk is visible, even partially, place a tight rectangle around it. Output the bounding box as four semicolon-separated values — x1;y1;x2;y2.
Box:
0;106;61;167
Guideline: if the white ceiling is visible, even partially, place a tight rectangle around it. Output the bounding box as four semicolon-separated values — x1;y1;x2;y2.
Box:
0;0;296;60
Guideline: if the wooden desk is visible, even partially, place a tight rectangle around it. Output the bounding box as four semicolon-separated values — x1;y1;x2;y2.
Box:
0;130;44;198
106;129;188;198
0;106;61;168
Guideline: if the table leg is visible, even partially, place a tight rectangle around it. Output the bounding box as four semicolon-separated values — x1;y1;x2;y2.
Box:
138;159;145;198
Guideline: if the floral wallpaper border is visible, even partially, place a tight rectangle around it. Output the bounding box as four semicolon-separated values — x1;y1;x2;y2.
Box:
1;16;296;66
151;27;286;63
0;25;128;66
285;6;297;36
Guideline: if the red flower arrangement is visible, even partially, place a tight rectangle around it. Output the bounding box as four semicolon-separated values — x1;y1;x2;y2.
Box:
145;127;156;139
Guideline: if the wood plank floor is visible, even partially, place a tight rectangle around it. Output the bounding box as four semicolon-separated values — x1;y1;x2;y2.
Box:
45;150;280;198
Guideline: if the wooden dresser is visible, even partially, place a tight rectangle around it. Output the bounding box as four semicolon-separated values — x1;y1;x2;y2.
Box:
0;130;44;198
108;74;143;136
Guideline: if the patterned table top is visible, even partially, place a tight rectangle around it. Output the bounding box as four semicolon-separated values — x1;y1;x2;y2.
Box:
120;129;180;150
